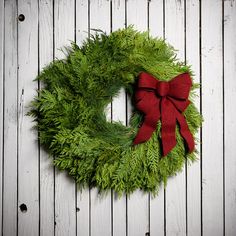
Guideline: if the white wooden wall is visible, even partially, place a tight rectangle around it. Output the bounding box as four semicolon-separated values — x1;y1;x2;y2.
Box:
0;0;236;236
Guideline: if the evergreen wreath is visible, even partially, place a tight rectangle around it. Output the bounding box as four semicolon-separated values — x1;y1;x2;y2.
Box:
29;26;202;196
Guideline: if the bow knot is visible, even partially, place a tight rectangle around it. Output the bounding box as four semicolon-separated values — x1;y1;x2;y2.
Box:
156;81;169;96
133;72;195;156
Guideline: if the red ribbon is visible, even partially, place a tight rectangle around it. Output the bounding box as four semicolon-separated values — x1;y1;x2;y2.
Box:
133;72;195;156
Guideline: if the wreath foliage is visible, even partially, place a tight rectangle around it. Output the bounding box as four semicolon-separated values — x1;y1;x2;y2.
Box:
29;26;202;196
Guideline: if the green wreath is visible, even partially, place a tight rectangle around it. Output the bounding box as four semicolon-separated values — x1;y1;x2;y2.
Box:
29;26;202;196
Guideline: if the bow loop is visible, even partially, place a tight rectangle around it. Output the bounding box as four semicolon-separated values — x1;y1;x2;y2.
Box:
138;72;158;89
168;73;192;99
133;71;194;157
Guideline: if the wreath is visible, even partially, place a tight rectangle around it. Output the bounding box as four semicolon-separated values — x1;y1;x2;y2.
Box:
29;26;202;196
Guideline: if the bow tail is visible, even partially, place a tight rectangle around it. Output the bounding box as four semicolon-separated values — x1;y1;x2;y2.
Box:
161;98;177;156
133;110;160;145
175;111;195;153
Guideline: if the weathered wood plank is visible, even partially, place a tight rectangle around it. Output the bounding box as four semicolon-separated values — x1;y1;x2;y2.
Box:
0;0;4;234
39;0;55;235
76;0;89;45
224;1;236;235
185;1;201;235
164;1;186;235
54;1;76;235
17;0;39;235
76;1;90;236
2;2;18;235
201;0;224;235
76;189;90;236
111;0;127;236
126;1;150;236
89;1;112;235
148;1;165;235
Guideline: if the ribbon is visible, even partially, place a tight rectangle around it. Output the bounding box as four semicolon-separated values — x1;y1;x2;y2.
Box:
133;72;195;156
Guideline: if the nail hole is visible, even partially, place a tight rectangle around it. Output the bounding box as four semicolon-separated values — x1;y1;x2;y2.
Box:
145;233;150;236
76;207;80;212
19;203;27;212
18;14;25;22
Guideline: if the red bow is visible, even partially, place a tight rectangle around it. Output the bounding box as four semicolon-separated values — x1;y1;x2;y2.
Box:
133;72;195;156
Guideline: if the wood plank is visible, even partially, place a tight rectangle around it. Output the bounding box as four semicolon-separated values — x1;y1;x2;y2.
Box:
0;0;4;234
127;192;150;236
224;1;236;235
54;1;76;235
89;1;112;236
39;0;55;235
148;1;165;235
90;190;112;236
185;1;201;235
164;1;186;235
126;1;149;236
111;1;127;236
2;2;18;235
76;0;89;45
76;189;90;236
75;1;90;236
149;0;164;38
17;0;39;235
201;0;224;235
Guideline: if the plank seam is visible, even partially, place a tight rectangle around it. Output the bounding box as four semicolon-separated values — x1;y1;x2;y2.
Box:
52;0;56;235
1;0;5;235
37;1;41;235
222;0;225;235
163;1;166;234
74;1;78;235
184;1;188;235
16;0;19;234
147;2;151;235
88;2;91;236
125;3;128;235
199;0;203;235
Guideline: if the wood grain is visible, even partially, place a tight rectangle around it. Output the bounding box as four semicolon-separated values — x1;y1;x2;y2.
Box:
111;1;127;236
17;0;39;235
185;1;201;235
39;0;55;235
165;1;186;235
54;1;76;235
89;1;112;236
126;1;150;236
3;2;18;235
76;1;90;236
224;1;236;235
201;0;224;235
149;1;165;235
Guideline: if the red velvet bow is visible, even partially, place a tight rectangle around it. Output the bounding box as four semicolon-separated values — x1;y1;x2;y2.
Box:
133;72;195;156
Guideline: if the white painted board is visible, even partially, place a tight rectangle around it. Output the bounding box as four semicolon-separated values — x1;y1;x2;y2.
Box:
224;1;236;235
76;1;90;236
148;1;165;235
39;0;55;235
126;1;150;236
111;1;127;236
164;1;186;235
201;0;224;235
54;1;76;236
17;0;39;235
185;1;201;235
89;1;112;235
